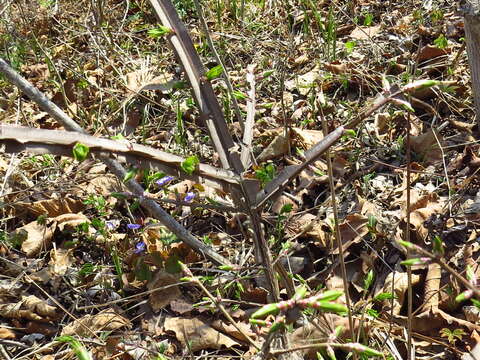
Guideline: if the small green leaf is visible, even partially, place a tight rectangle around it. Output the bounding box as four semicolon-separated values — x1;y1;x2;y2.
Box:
111;133;125;140
268;320;285;333
232;90;247;100
181;155;199;175
348;343;382;357
344;129;356;137
249;318;268;326
280;203;293;214
218;265;234;271
72;143;89;162
363;269;374;291
397;240;413;249
455;290;473;303
390;97;415;112
292;285;308;301
148;26;173;38
111;192;128;199
400;257;429;266
466;265;475;282
432;235;444;255
262;70;275;78
374;292;395;302
315;290;344;302
123;168;138;182
205;65;223;81
471;298;480;309
403;79;441;92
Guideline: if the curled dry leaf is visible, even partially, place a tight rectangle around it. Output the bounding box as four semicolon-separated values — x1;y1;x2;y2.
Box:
14;196;84;218
164;316;239;352
84;174;121;198
16;220;56;257
49;248;74;276
0;327;16;339
379;271;421;315
61;308;131;336
0;295;58;321
211;319;256;343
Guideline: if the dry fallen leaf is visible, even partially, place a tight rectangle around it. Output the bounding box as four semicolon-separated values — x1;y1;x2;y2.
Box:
256;134;289;162
15;220;56;257
49;247;74;276
0;295;58;321
61;308;131;336
350;25;381;40
379;271;421;315
14;196;84;218
0;327;16;339
164;317;239;352
147;270;182;311
211;319;256;343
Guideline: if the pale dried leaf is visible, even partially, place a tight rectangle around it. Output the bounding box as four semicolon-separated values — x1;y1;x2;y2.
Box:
17;220;56;257
211;319;256;342
0;327;16;339
49;248;74;276
14;196;84;217
256;134;289;162
164;317;238;351
350;25;381;40
379;271;421;315
61;308;131;336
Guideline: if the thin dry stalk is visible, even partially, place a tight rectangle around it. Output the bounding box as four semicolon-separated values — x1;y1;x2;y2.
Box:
320;115;356;357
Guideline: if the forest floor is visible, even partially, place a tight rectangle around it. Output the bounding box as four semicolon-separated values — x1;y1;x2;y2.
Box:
0;0;479;359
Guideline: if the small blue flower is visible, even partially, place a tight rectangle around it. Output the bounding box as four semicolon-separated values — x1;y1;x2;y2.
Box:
106;221;115;230
156;176;174;186
134;241;146;254
127;223;142;230
184;192;195;202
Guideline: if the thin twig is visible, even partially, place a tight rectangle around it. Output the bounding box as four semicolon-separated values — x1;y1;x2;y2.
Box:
320;114;356;357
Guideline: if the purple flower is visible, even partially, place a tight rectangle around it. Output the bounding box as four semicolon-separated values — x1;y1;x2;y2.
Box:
156;176;174;186
106;221;116;230
134;241;146;254
127;223;142;230
184;192;195;202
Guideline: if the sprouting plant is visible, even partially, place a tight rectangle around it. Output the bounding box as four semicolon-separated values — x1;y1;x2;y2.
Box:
175;100;187;147
181;155;199;175
363;12;374;26
255;163;276;187
440;328;466;345
345;40;356;55
430;9;444;23
363;269;375;291
367;215;377;234
83;194;107;215
56;336;92;360
272;203;293;247
78;263;99;279
111;246;124;287
434;34;448;49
